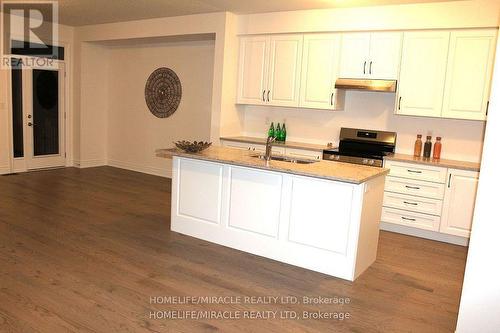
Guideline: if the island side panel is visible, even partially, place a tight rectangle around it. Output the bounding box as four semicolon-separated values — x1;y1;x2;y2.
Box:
353;175;386;279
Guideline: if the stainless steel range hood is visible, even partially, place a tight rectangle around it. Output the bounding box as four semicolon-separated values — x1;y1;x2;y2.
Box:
334;78;397;92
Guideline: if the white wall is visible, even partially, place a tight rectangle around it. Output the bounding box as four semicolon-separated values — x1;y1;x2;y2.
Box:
456;34;500;333
238;0;500;34
106;40;215;177
76;42;109;167
243;91;486;162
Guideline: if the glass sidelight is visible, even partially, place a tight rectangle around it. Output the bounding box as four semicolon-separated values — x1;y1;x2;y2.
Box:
32;69;59;156
11;59;24;158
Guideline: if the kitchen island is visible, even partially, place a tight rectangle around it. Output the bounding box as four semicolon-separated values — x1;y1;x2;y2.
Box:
157;146;388;281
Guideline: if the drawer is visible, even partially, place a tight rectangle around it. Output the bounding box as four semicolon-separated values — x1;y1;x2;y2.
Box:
384;160;447;184
381;207;440;231
385;176;445;200
285;148;322;160
383;191;443;216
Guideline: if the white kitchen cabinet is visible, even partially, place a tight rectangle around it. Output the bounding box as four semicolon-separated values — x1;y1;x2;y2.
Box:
339;33;371;79
339;32;402;79
442;29;497;121
397;31;450;117
268;35;303;107
237;36;269;105
299;33;345;110
440;169;479;238
237;34;303;107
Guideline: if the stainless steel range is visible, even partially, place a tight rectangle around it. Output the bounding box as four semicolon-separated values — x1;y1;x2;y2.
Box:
323;128;397;167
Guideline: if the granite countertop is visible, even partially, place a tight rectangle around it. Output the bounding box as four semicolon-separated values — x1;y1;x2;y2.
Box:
385;153;481;172
157;146;388;185
220;136;330;152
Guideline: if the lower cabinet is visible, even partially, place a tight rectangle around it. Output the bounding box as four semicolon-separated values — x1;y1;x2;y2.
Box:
171;156;385;281
440;169;479;238
382;160;479;243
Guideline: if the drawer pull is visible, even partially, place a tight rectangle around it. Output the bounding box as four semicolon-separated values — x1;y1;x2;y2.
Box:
403;201;418;206
405;185;420;190
407;169;422;174
401;216;416;222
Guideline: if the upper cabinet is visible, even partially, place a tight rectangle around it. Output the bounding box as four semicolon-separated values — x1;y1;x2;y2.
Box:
237;36;269;105
397;31;450;117
236;29;497;120
299;33;345;110
339;32;402;80
397;29;497;120
237;35;303;107
442;30;497;121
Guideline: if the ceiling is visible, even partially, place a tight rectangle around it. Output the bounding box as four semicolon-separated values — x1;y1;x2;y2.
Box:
20;0;462;26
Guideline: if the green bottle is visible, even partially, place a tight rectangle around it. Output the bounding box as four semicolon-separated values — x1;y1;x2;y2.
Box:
275;123;281;141
268;122;275;138
282;123;287;142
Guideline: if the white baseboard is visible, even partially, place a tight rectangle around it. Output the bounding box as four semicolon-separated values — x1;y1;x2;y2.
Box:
74;159;107;168
107;159;171;178
380;222;469;246
0;164;11;175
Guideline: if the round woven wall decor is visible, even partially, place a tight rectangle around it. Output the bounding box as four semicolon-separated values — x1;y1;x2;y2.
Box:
145;67;182;118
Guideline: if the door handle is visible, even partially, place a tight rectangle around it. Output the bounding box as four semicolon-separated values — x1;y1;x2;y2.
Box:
28;114;32;119
448;174;452;188
330;92;334;106
369;61;373;75
398;96;402;110
28;122;33;127
267;90;270;102
363;61;367;74
262;90;265;102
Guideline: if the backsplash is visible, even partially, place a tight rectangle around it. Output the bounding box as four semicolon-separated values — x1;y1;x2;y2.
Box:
243;91;486;163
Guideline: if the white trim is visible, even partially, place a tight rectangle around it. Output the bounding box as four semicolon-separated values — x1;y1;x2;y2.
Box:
380;221;469;246
73;159;107;168
0;165;10;175
107;159;171;178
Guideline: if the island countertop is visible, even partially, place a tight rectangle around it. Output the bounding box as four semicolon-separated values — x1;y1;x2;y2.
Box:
156;146;388;184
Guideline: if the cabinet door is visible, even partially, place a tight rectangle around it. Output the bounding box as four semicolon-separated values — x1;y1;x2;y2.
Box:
267;35;303;107
442;30;497;121
237;36;269;105
339;33;371;78
299;33;342;110
368;32;402;80
397;31;450;117
440;169;479;238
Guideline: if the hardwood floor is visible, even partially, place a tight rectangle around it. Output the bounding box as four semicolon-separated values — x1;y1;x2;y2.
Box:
0;167;467;332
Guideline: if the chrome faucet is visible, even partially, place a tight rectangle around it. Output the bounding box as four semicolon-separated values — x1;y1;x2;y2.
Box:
264;136;276;165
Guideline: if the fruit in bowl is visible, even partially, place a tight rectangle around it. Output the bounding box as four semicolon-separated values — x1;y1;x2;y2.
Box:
174;140;212;153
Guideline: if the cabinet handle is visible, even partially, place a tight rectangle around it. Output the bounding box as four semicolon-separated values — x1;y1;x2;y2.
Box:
405;185;420;190
363;61;367;74
448;174;452;188
262;90;265;102
267;90;270;102
369;61;373;74
403;201;418;206
398;96;402;110
330;92;334;106
407;169;422;174
486;101;489;116
401;216;416;222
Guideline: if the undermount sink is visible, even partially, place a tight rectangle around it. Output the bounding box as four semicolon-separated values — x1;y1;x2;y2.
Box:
251;154;319;165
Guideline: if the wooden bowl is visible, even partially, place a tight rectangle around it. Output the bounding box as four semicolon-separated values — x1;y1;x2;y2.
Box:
174;140;212;153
